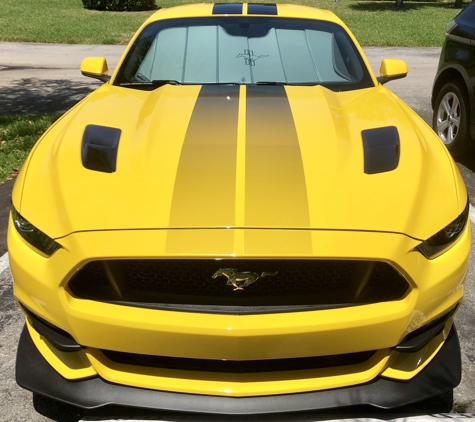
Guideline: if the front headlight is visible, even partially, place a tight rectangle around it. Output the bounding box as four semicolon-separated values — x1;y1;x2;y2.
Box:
417;199;469;259
10;205;60;256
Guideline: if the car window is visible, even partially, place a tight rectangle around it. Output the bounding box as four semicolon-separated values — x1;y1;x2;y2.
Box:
456;1;475;35
115;17;373;91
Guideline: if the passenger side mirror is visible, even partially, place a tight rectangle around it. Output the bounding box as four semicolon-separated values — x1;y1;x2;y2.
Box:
377;59;408;85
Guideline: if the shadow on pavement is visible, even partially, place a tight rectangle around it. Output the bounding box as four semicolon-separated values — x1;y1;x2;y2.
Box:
455;143;475;174
0;77;99;115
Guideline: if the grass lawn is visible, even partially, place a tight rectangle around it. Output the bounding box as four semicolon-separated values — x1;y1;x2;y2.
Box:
0;0;462;47
0;114;61;183
0;0;461;183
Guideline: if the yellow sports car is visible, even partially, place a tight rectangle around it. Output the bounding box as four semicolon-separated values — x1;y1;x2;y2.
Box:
9;3;470;414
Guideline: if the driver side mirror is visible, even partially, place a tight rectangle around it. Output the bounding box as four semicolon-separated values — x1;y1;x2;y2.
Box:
80;57;110;83
377;59;408;85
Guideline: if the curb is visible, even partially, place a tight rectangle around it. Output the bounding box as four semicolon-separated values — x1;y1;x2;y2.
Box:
0;252;9;275
78;414;475;421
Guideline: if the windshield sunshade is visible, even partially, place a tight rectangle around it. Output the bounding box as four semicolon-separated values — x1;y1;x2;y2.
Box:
115;17;373;91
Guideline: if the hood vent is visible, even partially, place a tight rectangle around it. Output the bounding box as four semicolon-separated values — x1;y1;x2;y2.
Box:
82;125;121;173
362;126;400;174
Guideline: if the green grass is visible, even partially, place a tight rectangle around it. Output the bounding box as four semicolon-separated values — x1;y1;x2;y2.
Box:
0;114;61;182
0;0;462;46
0;0;154;45
0;0;462;184
335;1;460;46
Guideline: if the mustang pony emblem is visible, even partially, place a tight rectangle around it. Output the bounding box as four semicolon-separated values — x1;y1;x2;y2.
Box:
236;49;269;66
212;268;278;291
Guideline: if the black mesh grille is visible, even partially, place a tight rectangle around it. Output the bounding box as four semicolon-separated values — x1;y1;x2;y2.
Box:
102;349;376;373
68;259;409;313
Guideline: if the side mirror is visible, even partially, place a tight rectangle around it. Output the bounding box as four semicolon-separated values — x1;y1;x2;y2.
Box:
377;59;408;85
80;57;110;83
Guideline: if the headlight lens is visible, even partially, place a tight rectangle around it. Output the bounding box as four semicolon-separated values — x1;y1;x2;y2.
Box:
417;199;469;259
10;205;60;256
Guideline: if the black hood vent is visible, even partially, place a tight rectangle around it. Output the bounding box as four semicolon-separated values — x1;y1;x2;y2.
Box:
82;124;121;173
362;126;400;174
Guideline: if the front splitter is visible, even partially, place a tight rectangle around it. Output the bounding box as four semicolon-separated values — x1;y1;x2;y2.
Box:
16;325;461;414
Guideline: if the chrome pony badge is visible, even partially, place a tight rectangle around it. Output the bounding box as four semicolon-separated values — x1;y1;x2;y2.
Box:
212;268;278;291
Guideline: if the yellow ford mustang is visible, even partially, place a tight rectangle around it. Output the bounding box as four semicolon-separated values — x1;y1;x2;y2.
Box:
9;2;471;414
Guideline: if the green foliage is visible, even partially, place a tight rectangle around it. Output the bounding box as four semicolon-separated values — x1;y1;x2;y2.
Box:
82;0;156;12
0;114;60;183
0;0;463;46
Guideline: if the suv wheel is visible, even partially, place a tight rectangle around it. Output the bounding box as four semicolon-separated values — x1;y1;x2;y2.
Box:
433;80;469;155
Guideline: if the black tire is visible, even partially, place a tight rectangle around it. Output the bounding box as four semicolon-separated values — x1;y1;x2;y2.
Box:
432;79;470;156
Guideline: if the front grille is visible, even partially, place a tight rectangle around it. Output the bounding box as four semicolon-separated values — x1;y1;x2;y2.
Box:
68;259;409;314
102;349;376;373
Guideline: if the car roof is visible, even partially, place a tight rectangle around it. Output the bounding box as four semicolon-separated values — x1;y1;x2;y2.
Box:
143;3;342;25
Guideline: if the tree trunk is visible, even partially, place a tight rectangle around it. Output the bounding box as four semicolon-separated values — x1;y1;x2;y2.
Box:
395;0;404;8
454;0;463;8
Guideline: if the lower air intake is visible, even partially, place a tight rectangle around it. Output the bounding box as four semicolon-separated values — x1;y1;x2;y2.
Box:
101;349;376;373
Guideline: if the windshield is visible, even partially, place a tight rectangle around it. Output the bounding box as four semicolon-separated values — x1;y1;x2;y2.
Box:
114;17;374;91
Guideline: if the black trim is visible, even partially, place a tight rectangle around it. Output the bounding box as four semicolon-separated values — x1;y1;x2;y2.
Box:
248;3;277;15
394;305;457;352
212;3;243;14
102;349;375;373
16;325;461;413
81;125;121;173
81;72;111;83
21;306;83;352
362;126;400;175
377;74;407;85
98;301;373;314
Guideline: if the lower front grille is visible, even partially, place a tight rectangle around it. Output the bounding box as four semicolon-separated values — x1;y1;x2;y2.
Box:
68;259;409;314
102;349;376;373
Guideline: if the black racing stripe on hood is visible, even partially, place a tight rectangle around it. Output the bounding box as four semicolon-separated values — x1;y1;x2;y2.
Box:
212;3;243;14
169;85;240;227
248;3;277;15
362;126;400;174
245;85;311;228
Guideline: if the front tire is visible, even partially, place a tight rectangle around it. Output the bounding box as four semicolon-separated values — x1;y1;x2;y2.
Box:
433;80;470;156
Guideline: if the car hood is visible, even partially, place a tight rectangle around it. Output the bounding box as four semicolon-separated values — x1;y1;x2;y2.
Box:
17;83;464;240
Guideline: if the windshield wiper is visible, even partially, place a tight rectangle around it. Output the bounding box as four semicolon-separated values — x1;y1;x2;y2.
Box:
256;81;287;85
256;81;320;86
119;80;181;87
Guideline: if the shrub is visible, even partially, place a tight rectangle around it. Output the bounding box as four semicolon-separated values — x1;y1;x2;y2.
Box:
82;0;156;11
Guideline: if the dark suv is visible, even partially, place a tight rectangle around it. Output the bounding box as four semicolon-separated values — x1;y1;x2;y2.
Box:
432;1;475;154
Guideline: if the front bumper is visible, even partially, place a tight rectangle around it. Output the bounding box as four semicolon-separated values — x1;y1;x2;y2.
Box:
9;221;470;401
16;324;461;413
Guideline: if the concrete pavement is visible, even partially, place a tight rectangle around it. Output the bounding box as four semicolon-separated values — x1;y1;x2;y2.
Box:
0;42;441;121
0;43;124;115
